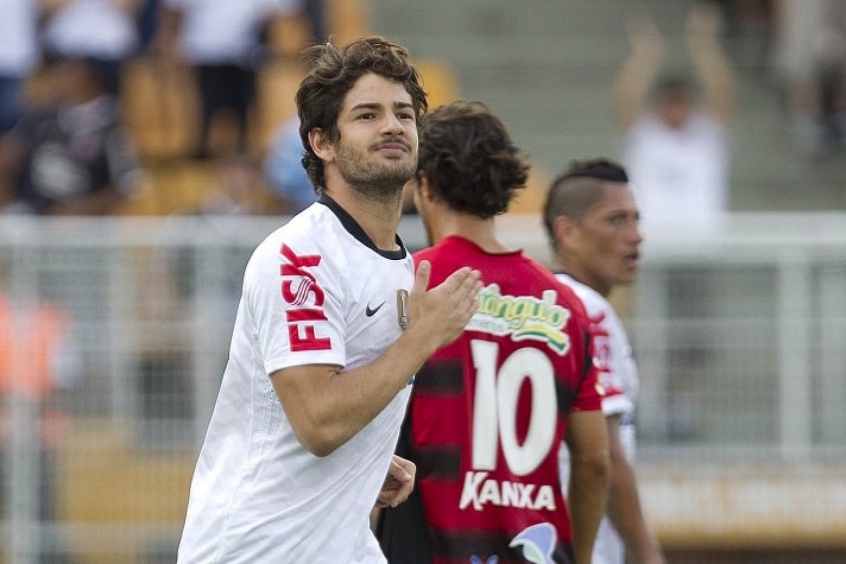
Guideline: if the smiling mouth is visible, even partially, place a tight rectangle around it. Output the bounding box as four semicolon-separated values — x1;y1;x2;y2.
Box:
374;136;411;152
376;143;409;152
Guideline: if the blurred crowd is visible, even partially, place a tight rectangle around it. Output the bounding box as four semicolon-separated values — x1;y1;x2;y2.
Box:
0;0;327;218
2;0;846;221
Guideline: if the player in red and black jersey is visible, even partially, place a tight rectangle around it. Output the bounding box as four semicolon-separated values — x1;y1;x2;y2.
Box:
376;101;610;564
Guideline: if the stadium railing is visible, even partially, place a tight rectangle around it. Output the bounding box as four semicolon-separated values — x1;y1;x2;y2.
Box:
0;212;844;561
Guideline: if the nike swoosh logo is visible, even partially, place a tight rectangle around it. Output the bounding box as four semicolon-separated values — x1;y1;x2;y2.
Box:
366;301;386;317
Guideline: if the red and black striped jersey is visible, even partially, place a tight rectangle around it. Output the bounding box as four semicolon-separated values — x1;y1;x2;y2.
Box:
379;235;602;564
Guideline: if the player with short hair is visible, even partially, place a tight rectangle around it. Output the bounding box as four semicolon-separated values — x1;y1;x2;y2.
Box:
377;100;610;564
542;158;665;564
177;37;481;564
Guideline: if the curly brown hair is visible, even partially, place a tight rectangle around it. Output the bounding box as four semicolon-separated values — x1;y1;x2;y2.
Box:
416;100;529;219
295;37;428;193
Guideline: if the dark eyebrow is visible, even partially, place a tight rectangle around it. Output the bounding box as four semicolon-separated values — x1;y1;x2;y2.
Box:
350;103;381;112
350;101;414;112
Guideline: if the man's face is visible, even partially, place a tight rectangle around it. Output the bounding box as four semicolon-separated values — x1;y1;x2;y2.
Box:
657;88;693;130
568;183;642;294
331;73;419;197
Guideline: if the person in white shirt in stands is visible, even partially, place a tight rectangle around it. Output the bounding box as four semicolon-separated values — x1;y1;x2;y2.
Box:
41;0;141;96
177;36;481;564
157;0;300;158
0;0;40;135
543;158;665;564
614;2;735;237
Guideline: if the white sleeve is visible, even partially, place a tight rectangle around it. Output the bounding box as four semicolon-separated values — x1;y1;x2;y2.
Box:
246;240;347;375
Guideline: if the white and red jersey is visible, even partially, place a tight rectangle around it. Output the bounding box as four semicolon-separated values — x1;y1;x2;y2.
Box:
556;273;639;564
381;236;602;564
178;196;414;564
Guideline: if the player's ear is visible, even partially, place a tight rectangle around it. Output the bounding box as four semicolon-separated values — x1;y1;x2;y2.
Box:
553;215;577;249
417;173;436;203
309;128;333;161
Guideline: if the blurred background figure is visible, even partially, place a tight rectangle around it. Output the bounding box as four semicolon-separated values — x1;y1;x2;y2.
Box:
156;0;303;160
0;57;142;215
199;152;269;216
40;0;142;98
300;0;327;44
0;259;82;563
613;1;736;237
0;0;41;134
262;114;315;215
544;158;665;564
0;0;42;209
772;0;846;155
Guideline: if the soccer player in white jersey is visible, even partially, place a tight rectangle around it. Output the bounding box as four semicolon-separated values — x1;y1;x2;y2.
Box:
177;37;481;564
542;159;666;564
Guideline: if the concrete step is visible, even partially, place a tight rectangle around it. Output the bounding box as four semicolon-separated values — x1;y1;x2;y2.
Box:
369;0;846;212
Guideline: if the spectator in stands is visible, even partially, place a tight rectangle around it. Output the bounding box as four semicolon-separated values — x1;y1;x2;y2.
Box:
302;0;328;44
156;0;301;159
0;0;41;134
772;0;846;154
0;0;43;210
199;152;269;215
0;57;142;215
614;3;733;443
263;114;316;215
40;0;142;97
613;1;736;236
543;158;665;564
136;0;162;54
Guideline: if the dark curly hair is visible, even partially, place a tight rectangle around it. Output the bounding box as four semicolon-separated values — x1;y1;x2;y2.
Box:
295;36;428;193
541;158;629;251
416;100;529;218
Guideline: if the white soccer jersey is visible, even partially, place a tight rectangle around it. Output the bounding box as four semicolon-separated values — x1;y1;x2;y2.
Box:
556;273;638;564
178;197;414;564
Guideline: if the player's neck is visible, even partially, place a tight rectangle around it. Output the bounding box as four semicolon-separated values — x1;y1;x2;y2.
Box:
558;263;610;297
327;187;403;251
436;216;511;254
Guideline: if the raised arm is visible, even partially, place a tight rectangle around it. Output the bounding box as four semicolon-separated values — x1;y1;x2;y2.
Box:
687;2;737;125
271;261;481;457
612;16;666;131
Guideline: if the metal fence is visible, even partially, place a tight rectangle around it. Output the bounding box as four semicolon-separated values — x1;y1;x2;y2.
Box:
1;213;845;563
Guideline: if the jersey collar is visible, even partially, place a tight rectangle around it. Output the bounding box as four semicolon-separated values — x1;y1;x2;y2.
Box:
318;194;408;260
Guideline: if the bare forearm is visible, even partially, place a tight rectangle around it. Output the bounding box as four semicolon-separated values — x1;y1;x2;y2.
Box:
613;19;665;130
691;42;736;123
568;456;610;564
272;262;480;457
613;54;663;130
272;326;441;456
606;455;665;563
687;3;736;123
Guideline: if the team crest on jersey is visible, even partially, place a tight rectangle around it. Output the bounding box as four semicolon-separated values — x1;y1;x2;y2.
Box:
468;284;571;354
468;523;558;564
508;523;558;564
